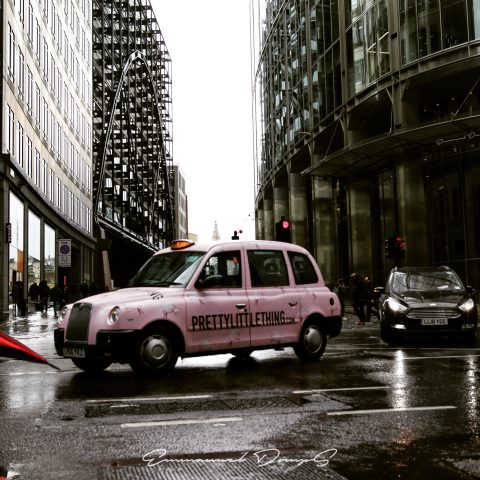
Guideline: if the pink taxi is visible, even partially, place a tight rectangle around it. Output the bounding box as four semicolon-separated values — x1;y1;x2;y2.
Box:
54;240;342;375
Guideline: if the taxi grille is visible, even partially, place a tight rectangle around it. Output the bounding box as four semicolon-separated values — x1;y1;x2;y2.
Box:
66;303;92;342
407;307;460;319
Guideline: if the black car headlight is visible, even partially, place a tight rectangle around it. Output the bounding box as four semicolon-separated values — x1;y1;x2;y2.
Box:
459;298;475;312
386;298;407;313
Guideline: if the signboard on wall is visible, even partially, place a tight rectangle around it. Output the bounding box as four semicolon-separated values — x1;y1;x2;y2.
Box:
58;239;71;267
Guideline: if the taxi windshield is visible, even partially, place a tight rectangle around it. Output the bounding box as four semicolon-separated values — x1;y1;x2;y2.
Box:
129;251;205;287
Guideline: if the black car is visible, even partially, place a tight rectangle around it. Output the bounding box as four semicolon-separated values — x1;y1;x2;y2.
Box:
377;266;478;343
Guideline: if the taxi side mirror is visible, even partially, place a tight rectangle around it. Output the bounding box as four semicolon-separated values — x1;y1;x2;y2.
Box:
196;275;223;289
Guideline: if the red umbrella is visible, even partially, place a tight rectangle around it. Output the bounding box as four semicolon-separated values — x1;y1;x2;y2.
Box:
0;331;59;370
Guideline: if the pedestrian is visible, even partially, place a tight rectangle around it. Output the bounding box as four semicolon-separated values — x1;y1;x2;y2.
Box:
364;275;379;322
80;281;89;298
28;282;39;302
350;273;368;325
49;283;63;316
12;280;27;316
38;280;50;314
333;278;346;319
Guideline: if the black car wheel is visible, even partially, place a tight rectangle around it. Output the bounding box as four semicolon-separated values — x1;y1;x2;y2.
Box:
129;326;179;376
294;320;327;361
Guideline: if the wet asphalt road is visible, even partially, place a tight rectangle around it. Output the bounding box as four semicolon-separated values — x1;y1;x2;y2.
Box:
1;309;480;479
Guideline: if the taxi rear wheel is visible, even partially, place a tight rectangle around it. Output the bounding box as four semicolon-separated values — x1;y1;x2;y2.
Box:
293;321;327;361
71;358;112;372
129;327;178;376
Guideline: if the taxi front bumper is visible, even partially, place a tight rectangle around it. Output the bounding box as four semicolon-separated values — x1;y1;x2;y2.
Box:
54;328;136;362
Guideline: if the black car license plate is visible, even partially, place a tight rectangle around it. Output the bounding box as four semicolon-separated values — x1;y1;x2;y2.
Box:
421;318;448;326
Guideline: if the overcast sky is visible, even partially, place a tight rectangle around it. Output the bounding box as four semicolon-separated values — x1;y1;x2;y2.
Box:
151;1;256;242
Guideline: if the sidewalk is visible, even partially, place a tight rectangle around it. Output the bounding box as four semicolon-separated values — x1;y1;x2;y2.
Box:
341;308;380;329
0;305;58;334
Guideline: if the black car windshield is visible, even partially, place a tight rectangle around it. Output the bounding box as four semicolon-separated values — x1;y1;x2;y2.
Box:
391;270;464;294
129;251;205;287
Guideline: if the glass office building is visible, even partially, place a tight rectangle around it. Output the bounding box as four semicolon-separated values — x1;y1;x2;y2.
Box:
251;0;480;286
92;0;174;288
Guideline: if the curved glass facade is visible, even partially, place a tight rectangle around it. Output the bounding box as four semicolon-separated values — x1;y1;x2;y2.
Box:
251;0;480;286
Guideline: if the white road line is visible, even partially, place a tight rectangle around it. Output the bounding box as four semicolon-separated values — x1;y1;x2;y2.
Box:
293;386;390;394
327;405;457;416
404;354;480;360
86;394;212;403
0;371;58;376
121;417;243;428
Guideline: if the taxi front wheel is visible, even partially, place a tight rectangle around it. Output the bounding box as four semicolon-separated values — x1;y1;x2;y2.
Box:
129;327;179;376
294;321;327;361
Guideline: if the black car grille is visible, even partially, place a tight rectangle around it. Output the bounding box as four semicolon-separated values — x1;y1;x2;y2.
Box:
65;303;92;343
407;308;460;319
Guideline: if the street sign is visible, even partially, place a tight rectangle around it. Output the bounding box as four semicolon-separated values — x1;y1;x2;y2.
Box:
58;239;71;267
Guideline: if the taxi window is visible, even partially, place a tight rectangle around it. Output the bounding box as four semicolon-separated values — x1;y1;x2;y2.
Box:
247;250;289;287
288;252;318;284
198;251;242;288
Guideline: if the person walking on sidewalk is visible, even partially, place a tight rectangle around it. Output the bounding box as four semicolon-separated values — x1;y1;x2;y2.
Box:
49;284;63;317
350;273;368;325
38;280;50;314
333;278;346;320
364;275;379;322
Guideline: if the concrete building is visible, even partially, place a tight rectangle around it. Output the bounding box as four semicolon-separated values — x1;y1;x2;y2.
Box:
171;164;188;239
1;0;95;317
251;0;480;286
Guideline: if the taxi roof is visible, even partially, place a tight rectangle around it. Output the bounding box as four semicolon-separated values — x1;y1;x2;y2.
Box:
155;239;309;255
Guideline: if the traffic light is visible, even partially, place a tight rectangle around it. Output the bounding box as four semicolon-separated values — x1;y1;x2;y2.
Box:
385;236;405;259
276;217;291;242
393;235;406;258
385;238;395;259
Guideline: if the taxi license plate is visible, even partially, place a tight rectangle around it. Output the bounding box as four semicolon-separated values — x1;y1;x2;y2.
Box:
421;318;448;326
63;347;85;358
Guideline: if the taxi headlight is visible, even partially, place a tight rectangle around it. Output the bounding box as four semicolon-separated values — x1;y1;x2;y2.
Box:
107;306;121;325
459;298;475;312
57;306;68;324
386;298;407;313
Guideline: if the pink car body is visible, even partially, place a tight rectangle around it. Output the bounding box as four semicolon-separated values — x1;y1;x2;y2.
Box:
54;240;342;375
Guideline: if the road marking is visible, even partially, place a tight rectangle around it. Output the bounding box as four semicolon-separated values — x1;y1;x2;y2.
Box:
121;417;243;428
327;405;457;416
292;386;390;394
0;371;58;377
86;394;212;403
403;354;480;360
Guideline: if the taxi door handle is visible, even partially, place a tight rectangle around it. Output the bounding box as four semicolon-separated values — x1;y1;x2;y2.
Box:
236;303;247;309
289;301;298;307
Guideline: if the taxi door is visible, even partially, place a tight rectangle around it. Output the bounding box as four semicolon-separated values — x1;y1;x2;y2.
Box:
246;249;300;348
185;248;251;354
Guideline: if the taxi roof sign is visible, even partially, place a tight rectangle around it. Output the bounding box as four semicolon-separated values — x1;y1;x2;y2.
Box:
170;239;195;250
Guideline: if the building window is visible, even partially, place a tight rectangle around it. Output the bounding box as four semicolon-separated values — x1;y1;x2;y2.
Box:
9;192;25;287
44;223;56;287
7;106;15;155
8;23;15;82
17;123;24;168
27;210;41;289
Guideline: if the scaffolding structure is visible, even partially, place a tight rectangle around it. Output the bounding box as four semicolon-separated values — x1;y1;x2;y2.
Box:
92;0;174;253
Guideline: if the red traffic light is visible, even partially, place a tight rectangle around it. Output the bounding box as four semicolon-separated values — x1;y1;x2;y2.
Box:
281;219;290;229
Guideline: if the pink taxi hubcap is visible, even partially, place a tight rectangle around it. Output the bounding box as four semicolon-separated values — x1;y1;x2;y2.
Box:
303;325;322;353
141;335;170;366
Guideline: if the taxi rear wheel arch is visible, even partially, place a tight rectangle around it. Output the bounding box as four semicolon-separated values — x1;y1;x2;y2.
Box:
129;324;181;376
293;317;327;361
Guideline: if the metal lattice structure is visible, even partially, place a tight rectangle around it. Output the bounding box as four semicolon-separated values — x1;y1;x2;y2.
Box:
92;0;174;251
